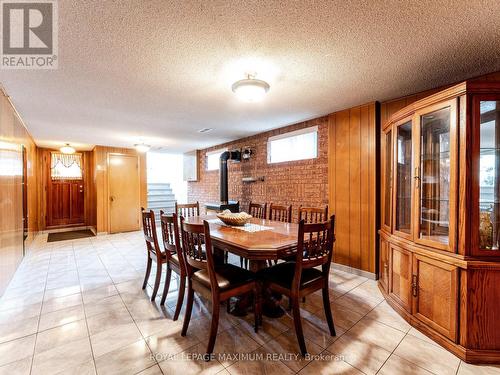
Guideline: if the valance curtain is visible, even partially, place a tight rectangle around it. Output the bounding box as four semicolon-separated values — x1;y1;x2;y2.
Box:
51;152;83;179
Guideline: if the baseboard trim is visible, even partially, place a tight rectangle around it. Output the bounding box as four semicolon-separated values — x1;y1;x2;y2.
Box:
331;262;377;280
42;225;94;234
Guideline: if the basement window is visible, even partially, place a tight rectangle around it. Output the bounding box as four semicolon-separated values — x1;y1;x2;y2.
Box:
206;148;227;171
267;126;318;164
51;152;83;180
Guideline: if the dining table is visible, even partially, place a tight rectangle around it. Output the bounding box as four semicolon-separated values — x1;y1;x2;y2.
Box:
183;214;300;316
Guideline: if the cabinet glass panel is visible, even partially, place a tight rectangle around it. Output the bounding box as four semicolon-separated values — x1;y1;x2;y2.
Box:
384;130;392;227
419;107;450;244
396;121;412;234
479;100;500;250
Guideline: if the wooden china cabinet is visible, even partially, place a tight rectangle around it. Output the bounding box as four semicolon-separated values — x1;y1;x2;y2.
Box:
379;81;500;363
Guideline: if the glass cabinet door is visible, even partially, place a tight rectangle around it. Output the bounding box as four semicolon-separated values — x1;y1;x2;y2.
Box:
477;99;500;252
415;101;457;251
382;128;392;231
394;120;413;237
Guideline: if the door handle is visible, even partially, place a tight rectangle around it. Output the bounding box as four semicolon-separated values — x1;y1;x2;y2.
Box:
411;274;418;297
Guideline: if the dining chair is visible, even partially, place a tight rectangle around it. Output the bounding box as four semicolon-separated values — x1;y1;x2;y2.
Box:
159;210;186;320
248;202;267;219
269;203;292;223
258;215;336;356
141;209;168;302
175;201;200;217
298;205;328;223
180;217;261;359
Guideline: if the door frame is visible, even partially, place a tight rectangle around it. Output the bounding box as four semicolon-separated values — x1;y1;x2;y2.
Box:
43;149;87;229
107;152;141;234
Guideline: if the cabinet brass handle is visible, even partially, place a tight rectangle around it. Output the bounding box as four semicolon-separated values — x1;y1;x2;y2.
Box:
411;274;418;297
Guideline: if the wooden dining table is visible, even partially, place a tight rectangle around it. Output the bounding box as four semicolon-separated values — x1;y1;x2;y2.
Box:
183;215;300;317
183;215;300;271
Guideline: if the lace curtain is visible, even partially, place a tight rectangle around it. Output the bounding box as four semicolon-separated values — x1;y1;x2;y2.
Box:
51;152;83;179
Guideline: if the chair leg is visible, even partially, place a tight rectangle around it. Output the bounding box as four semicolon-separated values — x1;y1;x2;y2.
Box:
142;257;152;290
254;284;261;332
160;266;172;305
181;282;194;336
173;275;185;321
292;297;307;356
206;295;220;359
151;262;162;301
322;286;336;336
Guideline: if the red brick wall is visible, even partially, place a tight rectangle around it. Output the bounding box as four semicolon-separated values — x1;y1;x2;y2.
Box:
188;116;329;222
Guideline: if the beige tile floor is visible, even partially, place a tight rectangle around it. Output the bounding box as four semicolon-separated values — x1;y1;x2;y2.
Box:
1;231;499;375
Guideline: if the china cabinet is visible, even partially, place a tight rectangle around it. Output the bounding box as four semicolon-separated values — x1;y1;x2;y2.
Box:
379;81;500;364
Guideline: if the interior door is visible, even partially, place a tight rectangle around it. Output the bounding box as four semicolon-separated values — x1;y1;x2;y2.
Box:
108;153;140;233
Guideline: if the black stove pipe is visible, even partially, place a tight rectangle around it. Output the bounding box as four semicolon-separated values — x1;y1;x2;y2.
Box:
220;150;241;204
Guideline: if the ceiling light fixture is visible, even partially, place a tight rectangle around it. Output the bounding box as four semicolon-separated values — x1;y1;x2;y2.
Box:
232;74;270;102
60;143;76;154
134;143;151;153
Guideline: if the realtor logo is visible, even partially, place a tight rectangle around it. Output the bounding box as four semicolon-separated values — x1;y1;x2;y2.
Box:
1;0;58;69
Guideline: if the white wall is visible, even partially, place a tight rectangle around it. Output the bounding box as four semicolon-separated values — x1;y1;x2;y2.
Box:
147;152;187;203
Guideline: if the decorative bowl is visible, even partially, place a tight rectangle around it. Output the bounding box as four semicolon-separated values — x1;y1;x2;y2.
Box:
216;210;252;226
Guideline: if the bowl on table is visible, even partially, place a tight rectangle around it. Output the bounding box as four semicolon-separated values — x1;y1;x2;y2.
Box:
216;210;252;226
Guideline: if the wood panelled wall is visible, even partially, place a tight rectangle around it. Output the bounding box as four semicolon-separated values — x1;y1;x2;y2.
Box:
328;103;378;274
37;149;94;230
93;146;147;233
0;91;38;295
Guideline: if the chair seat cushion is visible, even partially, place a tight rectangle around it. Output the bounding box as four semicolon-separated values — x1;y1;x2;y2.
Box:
257;261;323;290
193;263;255;291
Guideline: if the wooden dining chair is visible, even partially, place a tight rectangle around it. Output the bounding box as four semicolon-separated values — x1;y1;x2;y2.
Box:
248;202;267;219
141;209;168;302
180;218;261;359
175;201;200;217
269;203;292;223
298;205;328;223
159;211;186;320
258;215;336;356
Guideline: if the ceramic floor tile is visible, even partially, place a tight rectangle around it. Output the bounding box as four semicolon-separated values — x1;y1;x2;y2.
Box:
90;321;143;357
81;284;118;304
0;334;36;367
0;315;39;344
457;361;500;375
0;302;42;324
53;359;96;375
35;320;88;354
394;334;460;375
41;293;83;314
298;352;364;374
315;302;364;331
347;316;406;352
86;308;134;336
326;332;392;375
378;354;434;375
207;326;261;366
94;339;156;375
38;304;85;331
31;337;93;375
0;356;32;375
136;364;163;374
365;301;411;333
146;326;200;357
157;342;225;375
226;346;295;375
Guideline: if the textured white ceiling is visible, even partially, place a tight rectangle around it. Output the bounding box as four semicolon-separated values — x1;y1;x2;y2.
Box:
1;0;500;152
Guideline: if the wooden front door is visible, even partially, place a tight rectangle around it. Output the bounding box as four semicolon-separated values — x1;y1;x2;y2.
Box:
108;153;140;233
47;179;84;227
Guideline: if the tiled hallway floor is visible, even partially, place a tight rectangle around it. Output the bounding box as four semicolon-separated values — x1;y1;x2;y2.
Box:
1;232;499;375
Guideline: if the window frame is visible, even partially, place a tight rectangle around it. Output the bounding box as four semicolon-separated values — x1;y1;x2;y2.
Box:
267;126;318;164
205;148;228;171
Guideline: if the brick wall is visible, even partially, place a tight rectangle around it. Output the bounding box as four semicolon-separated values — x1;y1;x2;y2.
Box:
188;116;329;222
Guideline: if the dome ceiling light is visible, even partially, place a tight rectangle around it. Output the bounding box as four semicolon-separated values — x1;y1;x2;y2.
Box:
134;143;151;153
231;74;270;102
60;143;76;154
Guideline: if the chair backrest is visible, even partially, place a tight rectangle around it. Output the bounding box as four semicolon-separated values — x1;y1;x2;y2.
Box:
249;202;267;219
269;203;292;223
176;201;200;218
141;209;162;262
298;205;328;223
159;210;183;263
295;215;335;274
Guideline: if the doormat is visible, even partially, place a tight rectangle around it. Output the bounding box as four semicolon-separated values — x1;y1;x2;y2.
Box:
47;229;95;242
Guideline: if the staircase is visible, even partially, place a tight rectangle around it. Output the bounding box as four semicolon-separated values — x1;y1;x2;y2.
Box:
147;183;176;219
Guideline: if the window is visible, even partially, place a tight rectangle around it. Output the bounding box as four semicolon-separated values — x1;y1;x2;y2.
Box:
206;148;227;171
51;152;83;180
267;127;318;164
